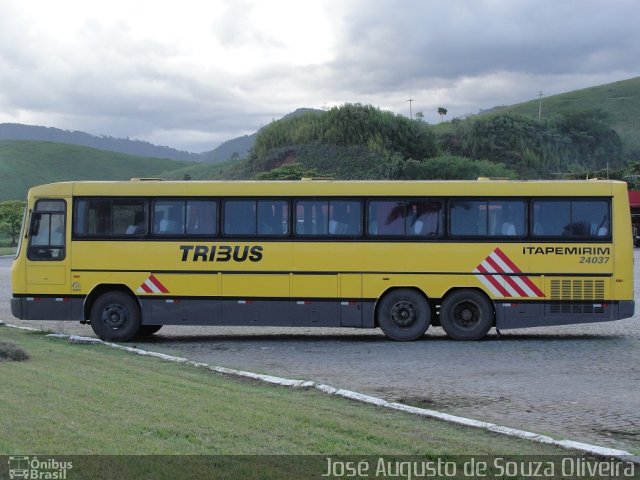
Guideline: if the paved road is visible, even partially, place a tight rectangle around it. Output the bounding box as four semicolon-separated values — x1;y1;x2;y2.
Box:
1;254;639;454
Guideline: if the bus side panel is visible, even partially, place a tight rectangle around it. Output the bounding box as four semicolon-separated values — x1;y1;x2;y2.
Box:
141;298;221;326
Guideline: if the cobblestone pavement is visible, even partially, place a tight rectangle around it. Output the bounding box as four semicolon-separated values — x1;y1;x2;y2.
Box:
1;254;639;454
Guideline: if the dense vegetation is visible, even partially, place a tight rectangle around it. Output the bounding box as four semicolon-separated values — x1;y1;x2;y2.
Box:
489;76;640;155
438;109;625;178
243;104;516;180
239;103;627;181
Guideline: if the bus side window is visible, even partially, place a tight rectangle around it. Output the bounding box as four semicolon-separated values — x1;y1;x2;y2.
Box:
153;200;185;235
493;200;525;236
257;200;288;236
329;201;361;236
186;200;217;236
449;201;487;236
295;200;328;236
115;201;147;236
407;200;442;237
532;199;610;239
224;200;257;235
368;201;404;236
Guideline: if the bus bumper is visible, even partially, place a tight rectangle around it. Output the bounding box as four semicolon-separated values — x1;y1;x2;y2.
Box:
618;300;635;319
11;296;83;321
10;297;23;319
496;300;635;329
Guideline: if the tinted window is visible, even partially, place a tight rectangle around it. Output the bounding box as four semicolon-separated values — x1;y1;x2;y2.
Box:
257;200;289;236
153;200;185;235
75;199;147;237
532;199;610;238
368;199;443;237
449;200;525;237
186;200;217;235
224;200;289;236
295;200;361;236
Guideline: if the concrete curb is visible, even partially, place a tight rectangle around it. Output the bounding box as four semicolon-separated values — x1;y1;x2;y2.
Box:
3;323;636;461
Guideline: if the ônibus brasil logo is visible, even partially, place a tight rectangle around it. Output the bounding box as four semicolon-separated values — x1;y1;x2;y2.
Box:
8;456;73;479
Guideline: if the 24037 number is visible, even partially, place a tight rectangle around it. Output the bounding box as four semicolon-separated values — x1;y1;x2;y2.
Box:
579;256;609;264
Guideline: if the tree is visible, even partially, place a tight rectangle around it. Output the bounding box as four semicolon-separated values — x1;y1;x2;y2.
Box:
256;163;320;180
414;111;424;121
437;107;448;122
0;200;26;246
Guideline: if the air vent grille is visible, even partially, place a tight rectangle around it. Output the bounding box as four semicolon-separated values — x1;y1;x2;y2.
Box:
549;279;606;315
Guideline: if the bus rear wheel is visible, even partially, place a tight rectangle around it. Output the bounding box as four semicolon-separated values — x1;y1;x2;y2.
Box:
89;291;141;342
440;290;493;341
376;289;431;341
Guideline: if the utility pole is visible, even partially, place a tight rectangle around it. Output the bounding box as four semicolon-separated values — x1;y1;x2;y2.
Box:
538;91;544;120
407;99;414;119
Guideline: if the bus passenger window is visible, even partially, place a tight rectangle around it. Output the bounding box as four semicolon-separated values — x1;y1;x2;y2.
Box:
493;200;525;236
186;200;217;236
532;200;610;239
295;201;328;236
449;201;487;236
368;201;405;236
407;200;443;237
125;211;145;235
114;201;147;236
329;201;361;236
224;200;257;235
450;200;524;237
257;200;288;236
154;200;185;235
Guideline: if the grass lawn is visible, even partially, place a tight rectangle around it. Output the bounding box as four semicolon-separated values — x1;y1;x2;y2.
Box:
0;327;605;478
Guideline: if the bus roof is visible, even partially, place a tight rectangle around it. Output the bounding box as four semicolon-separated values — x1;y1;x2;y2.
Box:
26;178;626;199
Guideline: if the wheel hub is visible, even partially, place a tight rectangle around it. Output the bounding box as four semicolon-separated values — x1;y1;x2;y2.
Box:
102;304;127;328
391;301;415;327
460;308;474;322
455;302;480;329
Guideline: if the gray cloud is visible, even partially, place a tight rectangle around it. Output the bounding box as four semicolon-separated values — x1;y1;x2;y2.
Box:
0;0;638;152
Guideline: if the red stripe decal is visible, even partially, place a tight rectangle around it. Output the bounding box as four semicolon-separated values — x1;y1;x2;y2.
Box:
493;247;521;273
148;274;169;293
477;264;511;297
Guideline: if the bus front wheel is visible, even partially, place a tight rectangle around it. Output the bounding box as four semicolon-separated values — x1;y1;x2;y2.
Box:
376;289;431;341
440;290;493;341
89;291;141;342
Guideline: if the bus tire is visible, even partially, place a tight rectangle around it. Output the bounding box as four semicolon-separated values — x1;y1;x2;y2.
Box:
376;289;431;341
136;325;163;337
89;291;141;342
440;290;493;341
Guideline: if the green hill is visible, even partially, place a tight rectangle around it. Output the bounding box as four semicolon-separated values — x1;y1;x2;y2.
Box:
0;140;193;201
489;76;640;154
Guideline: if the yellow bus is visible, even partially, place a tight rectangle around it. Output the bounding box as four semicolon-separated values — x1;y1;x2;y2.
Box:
10;178;635;341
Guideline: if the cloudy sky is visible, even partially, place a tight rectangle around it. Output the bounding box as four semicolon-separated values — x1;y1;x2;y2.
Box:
1;0;638;153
